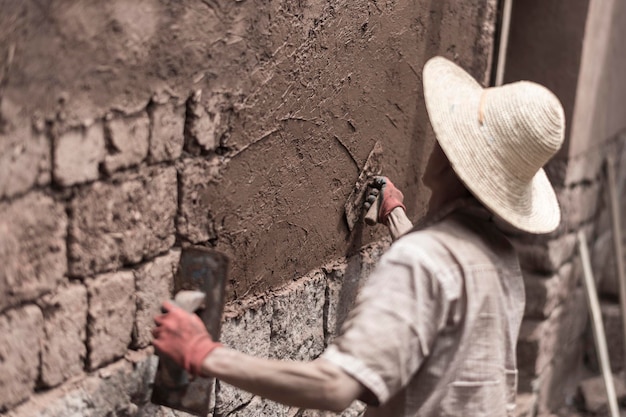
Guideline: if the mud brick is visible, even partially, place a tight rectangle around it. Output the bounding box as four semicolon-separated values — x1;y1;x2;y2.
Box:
523;262;576;319
184;90;228;155
545;149;604;188
149;101;185;163
0;100;50;197
215;301;273;416
0;192;67;311
585;300;625;373
534;341;584;414
511;231;579;274
8;352;161;417
177;157;222;243
69;166;177;276
104;112;150;173
270;271;325;361
0;305;44;411
39;283;88;387
555;183;601;231
518;289;587;387
53;123;105;186
133;250;180;348
87;271;136;370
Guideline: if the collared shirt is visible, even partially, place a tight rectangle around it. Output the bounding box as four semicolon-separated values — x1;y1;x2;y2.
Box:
322;203;525;416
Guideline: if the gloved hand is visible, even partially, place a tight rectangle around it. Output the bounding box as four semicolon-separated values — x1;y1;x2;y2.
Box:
152;301;222;376
364;176;406;225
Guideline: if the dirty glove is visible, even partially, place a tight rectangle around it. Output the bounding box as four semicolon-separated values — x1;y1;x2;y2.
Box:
152;301;222;376
364;176;406;225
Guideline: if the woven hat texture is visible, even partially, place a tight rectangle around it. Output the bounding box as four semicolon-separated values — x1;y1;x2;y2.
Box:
422;56;565;234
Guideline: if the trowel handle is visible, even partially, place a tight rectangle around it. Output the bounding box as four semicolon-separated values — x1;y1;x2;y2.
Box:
364;194;380;226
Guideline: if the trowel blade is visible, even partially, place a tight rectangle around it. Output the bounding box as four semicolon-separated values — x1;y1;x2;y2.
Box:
151;246;229;416
344;141;383;231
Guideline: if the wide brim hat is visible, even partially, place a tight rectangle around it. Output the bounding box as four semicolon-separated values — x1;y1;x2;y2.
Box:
422;56;565;234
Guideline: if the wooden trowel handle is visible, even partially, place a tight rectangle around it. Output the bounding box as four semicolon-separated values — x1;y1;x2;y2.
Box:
364;194;380;226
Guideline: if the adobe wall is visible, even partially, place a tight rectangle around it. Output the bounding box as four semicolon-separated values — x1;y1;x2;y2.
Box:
0;1;497;416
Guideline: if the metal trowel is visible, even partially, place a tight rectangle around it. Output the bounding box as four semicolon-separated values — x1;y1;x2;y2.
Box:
344;141;384;230
151;246;229;416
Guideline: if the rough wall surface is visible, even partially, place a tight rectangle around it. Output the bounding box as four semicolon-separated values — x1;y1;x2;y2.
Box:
0;1;497;416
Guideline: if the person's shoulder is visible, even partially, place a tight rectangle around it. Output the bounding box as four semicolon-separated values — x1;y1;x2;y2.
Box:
381;227;455;273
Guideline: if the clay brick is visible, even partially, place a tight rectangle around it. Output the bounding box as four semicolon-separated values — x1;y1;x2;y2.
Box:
216;301;273;416
87;271;136;369
555;183;601;231
585;300;625;373
39;284;88;387
511;231;579;274
104;112;150;173
533;341;584;414
522;262;576;319
0;121;50;199
149;101;185;163
0;305;44;411
53;123;105;186
270;272;325;361
184;90;223;155
9;352;161;417
518;289;587;385
594;230;626;298
177;157;221;243
134;250;180;348
0;193;67;311
69;166;177;276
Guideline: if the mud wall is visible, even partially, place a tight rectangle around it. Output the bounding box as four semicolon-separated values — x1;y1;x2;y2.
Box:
0;1;497;416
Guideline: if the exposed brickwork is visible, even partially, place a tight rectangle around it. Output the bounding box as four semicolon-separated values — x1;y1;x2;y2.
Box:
134;249;180;348
149;100;185;163
0;107;50;198
0;305;44;411
2;1;622;416
177;157;221;243
53;123;105;186
0;192;67;311
87;271;136;370
39;284;88;388
68;166;177;276
104;112;150;174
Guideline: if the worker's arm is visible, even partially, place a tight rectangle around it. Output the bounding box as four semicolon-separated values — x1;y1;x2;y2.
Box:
152;302;366;412
200;348;364;411
365;177;413;240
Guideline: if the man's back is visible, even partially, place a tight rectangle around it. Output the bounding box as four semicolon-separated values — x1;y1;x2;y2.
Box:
323;205;525;416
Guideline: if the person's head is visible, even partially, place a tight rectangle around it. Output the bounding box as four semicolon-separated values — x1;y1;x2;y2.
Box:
421;57;565;234
421;141;469;214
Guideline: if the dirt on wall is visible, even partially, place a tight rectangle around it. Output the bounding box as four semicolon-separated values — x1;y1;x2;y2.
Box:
0;0;497;300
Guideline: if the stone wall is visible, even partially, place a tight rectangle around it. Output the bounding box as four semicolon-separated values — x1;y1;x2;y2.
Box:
0;1;497;416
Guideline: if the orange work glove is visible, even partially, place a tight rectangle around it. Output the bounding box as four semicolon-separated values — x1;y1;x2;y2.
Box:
152;301;222;376
365;176;406;225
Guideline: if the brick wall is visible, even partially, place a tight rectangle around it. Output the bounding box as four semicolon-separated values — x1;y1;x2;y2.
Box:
513;133;626;416
0;1;497;416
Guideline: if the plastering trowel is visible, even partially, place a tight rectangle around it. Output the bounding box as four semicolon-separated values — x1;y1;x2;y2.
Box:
344;141;383;231
151;246;229;416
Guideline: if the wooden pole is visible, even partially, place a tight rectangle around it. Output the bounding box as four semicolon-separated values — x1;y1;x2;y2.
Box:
605;154;626;376
494;0;513;86
578;231;620;417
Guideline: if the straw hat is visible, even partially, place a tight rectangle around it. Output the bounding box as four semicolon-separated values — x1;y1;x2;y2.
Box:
422;56;565;234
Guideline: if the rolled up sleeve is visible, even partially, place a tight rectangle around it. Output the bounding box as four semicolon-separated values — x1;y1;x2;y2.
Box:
321;243;452;405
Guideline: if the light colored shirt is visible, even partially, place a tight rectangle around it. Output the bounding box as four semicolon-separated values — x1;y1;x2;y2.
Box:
322;204;525;416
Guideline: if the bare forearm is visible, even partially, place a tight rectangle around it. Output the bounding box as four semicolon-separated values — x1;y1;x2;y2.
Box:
199;347;363;412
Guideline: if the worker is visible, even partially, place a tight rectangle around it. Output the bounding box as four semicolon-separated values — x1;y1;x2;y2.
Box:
152;56;565;416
